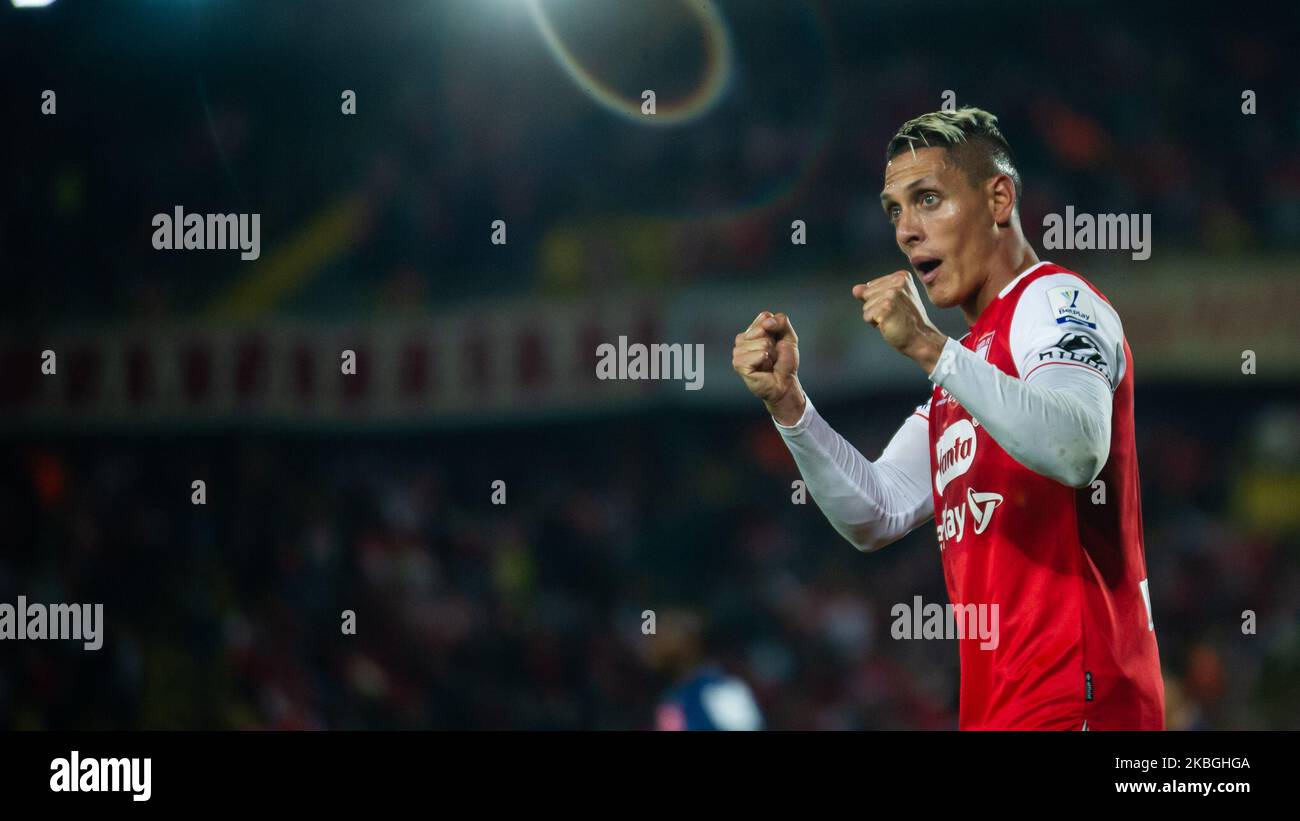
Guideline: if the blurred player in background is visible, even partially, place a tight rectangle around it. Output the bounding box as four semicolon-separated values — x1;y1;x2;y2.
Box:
732;108;1164;730
649;609;765;731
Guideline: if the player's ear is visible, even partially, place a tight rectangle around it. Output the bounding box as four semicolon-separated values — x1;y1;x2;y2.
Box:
989;174;1016;227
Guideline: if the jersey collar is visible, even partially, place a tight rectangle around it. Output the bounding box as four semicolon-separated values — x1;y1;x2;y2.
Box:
997;260;1053;299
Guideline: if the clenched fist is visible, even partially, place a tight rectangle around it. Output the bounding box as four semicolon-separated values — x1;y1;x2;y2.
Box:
732;311;806;425
852;271;948;373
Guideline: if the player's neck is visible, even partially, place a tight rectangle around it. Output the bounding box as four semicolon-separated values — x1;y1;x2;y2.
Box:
960;246;1041;326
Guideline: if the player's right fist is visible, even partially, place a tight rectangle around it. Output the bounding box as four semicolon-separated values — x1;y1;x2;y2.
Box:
732;311;806;424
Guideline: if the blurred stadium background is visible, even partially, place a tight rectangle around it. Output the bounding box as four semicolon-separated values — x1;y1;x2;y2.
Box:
1;0;1297;729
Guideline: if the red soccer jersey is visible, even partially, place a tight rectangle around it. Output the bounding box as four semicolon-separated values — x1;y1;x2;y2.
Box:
925;262;1165;730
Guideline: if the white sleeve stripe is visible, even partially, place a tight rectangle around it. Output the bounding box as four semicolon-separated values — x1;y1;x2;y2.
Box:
1022;360;1114;389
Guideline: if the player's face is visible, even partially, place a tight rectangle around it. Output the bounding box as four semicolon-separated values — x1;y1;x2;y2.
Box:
880;147;995;310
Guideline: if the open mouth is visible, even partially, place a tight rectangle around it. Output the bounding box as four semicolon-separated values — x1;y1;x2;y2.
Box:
913;257;943;284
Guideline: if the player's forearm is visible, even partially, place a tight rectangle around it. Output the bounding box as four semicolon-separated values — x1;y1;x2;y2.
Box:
773;398;932;552
930;339;1111;489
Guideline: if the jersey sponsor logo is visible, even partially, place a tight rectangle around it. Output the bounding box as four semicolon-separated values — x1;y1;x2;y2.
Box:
934;419;977;493
936;487;1003;549
937;501;967;547
966;488;1003;535
1037;332;1111;379
1047;285;1098;329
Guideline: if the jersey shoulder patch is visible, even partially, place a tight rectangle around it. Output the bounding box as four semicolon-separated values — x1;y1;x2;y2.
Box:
1045;284;1098;329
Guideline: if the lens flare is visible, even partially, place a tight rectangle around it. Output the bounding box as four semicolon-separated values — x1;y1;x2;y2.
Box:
524;0;734;126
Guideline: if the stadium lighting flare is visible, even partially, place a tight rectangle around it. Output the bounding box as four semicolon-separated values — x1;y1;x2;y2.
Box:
12;0;57;7
523;0;733;126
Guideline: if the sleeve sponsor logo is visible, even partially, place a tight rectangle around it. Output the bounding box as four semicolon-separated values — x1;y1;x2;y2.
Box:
1037;332;1111;380
1047;285;1098;329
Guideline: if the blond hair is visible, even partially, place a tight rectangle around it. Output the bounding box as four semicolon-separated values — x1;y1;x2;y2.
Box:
886;106;1022;208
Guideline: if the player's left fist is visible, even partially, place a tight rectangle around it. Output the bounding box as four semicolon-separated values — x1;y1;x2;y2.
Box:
852;271;947;371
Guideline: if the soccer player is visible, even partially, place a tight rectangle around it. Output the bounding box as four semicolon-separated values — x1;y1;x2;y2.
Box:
732;107;1164;730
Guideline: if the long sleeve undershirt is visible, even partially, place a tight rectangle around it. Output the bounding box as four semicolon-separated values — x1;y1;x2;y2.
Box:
774;270;1125;552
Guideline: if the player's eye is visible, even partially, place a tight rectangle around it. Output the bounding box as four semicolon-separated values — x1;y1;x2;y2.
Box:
887;205;901;223
920;192;939;207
